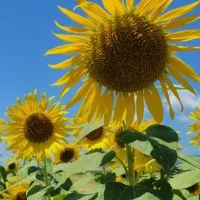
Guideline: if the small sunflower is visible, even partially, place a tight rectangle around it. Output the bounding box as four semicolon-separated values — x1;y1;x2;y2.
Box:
188;107;200;147
186;182;200;196
6;158;20;174
73;118;113;150
46;0;200;125
3;90;69;160
0;181;30;200
111;119;160;173
54;143;80;164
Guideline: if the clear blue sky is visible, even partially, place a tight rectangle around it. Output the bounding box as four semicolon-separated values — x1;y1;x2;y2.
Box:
0;0;200;160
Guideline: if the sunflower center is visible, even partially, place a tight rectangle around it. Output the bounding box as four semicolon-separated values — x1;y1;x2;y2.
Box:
15;192;27;200
60;148;75;162
8;162;16;170
24;112;54;143
85;127;103;141
82;14;168;92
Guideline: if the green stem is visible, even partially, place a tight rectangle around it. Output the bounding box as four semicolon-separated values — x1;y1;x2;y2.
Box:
115;155;129;179
43;157;49;186
126;144;134;186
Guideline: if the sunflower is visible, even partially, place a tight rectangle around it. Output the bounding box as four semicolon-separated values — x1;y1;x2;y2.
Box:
0;119;5;141
6;158;20;174
110;119;160;173
188;107;200;147
0;180;30;200
54;143;80;164
186;182;200;196
46;0;200;125
72;117;113;150
3;90;69;160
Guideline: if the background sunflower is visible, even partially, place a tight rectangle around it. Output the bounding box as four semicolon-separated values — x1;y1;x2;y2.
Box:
3;90;69;160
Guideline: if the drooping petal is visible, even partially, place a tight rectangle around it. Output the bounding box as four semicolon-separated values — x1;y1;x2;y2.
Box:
167;65;197;95
155;1;200;23
55;20;90;34
102;0;124;15
66;79;93;109
144;85;163;123
169;56;200;82
49;55;81;70
160;80;175;119
58;6;94;28
163;15;200;30
136;90;144;125
167;30;200;42
162;74;183;111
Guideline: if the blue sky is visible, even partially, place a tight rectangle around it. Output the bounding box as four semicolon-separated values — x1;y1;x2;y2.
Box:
0;0;200;160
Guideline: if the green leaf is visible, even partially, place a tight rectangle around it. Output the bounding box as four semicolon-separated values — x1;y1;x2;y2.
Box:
52;194;66;200
104;182;134;200
0;166;7;182
178;154;200;170
53;152;105;188
100;151;116;167
173;189;190;200
65;192;98;200
145;125;179;142
169;164;200;189
96;172;116;184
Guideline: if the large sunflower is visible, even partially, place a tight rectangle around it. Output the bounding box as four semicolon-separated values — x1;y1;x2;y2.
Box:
3;90;69;160
188;107;200;147
46;0;200;125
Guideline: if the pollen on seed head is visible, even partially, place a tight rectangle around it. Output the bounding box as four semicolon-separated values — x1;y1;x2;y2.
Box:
82;13;168;92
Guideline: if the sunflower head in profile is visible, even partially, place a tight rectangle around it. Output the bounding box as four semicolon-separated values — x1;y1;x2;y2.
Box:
46;0;200;125
3;90;69;160
188;107;200;147
0;179;30;200
54;143;80;164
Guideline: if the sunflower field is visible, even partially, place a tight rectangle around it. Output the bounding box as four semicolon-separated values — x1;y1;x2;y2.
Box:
0;0;200;199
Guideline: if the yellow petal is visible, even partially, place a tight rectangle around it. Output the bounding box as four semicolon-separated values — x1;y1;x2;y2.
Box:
124;93;135;127
163;15;200;30
126;0;134;12
144;85;163;123
162;74;183;111
103;90;114;126
53;66;86;86
169;56;200;82
136;90;144;125
148;0;172;22
45;43;86;55
102;0;124;15
113;93;126;123
53;33;89;43
60;68;87;97
66;79;93;109
167;30;200;42
168;44;200;52
77;2;109;23
156;1;200;23
167;65;196;95
49;55;81;70
58;6;94;28
160;80;174;119
55;20;90;34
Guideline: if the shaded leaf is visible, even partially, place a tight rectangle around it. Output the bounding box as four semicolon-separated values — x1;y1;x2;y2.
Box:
100;151;116;167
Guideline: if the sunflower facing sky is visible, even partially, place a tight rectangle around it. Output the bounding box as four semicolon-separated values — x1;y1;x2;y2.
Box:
3;90;69;160
188;107;200;147
46;0;200;125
